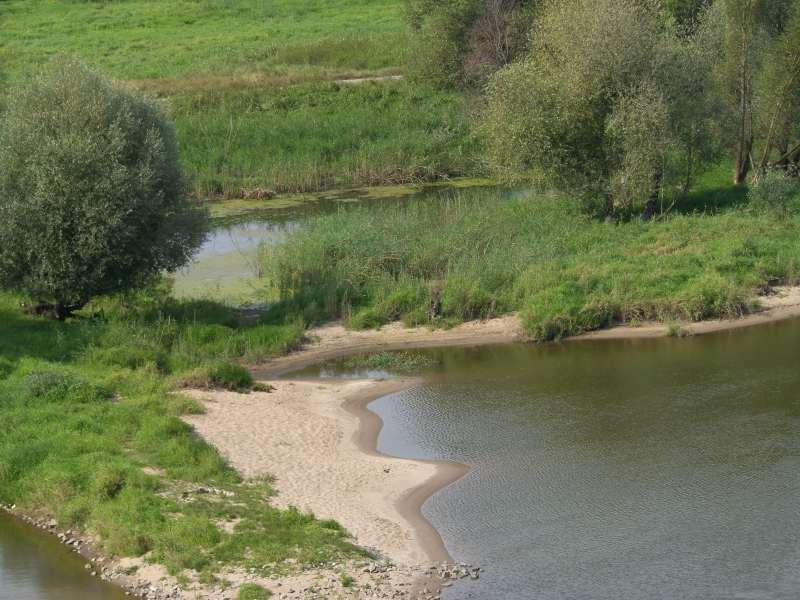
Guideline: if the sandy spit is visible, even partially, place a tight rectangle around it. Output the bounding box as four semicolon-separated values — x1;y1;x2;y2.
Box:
184;379;465;567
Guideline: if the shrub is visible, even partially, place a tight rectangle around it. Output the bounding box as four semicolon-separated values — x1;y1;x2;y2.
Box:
179;362;255;393
749;170;800;214
0;58;208;319
405;0;534;87
237;584;272;600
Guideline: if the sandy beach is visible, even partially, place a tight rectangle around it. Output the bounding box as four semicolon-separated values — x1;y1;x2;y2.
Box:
184;379;466;568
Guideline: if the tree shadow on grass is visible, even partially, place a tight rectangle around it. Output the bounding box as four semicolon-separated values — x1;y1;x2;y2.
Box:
675;183;750;215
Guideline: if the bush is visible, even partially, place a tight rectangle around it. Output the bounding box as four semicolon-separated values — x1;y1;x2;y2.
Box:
179;362;255;393
405;0;534;88
749;170;800;214
237;584;272;600
0;58;208;319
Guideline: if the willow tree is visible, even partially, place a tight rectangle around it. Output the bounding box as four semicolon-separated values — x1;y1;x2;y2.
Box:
405;0;536;87
0;59;208;319
706;0;797;184
483;0;717;217
754;6;800;176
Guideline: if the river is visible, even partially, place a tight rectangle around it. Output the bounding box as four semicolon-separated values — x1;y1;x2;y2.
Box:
3;185;798;598
367;321;800;599
0;511;126;600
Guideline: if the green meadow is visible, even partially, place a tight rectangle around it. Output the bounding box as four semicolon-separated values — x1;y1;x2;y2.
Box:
0;288;368;581
1;0;479;196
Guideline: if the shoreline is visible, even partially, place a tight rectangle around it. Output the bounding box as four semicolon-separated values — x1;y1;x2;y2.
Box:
182;378;474;598
340;379;469;564
254;286;800;377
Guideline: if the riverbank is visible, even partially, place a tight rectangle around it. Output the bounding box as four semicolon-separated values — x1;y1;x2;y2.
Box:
180;378;472;598
67;378;473;599
255;286;800;376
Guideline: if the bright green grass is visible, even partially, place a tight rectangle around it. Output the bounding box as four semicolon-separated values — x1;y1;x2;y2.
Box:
173;81;481;196
0;1;486;195
0;286;368;582
264;185;800;340
0;0;406;83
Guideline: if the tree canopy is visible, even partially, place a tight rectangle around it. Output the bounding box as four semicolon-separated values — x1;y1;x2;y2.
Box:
0;59;208;318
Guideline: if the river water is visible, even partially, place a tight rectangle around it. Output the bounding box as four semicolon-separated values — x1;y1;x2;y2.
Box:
367;321;800;599
0;512;126;600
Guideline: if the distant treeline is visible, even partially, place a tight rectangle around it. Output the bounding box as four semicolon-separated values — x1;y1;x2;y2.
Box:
407;0;800;217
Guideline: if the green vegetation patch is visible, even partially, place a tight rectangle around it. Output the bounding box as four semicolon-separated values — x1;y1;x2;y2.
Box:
0;0;406;82
173;81;481;197
0;289;364;580
264;185;800;341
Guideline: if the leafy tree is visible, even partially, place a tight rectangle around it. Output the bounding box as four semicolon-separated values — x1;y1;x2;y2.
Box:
753;4;800;177
665;0;713;34
0;58;208;319
483;0;718;216
705;0;796;184
405;0;536;87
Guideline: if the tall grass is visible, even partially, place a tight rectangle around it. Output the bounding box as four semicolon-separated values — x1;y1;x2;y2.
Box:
0;288;367;581
264;189;800;340
173;81;481;197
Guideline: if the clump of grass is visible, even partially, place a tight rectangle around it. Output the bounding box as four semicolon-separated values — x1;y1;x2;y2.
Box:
666;323;691;338
237;583;272;600
0;289;363;580
340;573;355;588
265;184;800;341
178;362;256;393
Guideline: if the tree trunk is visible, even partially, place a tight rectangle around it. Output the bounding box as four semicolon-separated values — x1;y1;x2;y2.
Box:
641;168;663;221
733;16;753;186
603;190;615;221
733;137;752;185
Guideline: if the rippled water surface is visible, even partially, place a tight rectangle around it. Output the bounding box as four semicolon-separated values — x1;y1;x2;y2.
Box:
369;322;800;599
0;512;126;599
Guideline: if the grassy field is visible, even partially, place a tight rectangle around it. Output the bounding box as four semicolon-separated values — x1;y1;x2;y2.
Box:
264;171;800;340
1;0;482;196
173;81;480;196
0;0;406;84
0;287;368;583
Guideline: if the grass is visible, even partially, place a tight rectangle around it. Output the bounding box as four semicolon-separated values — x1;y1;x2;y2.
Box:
0;0;406;84
0;284;370;584
173;81;481;197
237;583;272;600
264;179;800;341
1;1;485;195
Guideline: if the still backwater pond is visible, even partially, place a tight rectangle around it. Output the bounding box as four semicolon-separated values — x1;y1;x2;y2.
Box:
366;321;800;599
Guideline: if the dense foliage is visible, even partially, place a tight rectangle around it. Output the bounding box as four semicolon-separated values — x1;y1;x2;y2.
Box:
476;0;800;215
0;59;208;317
405;0;537;87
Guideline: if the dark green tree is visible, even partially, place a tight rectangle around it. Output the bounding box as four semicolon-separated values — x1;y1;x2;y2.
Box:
0;59;208;319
